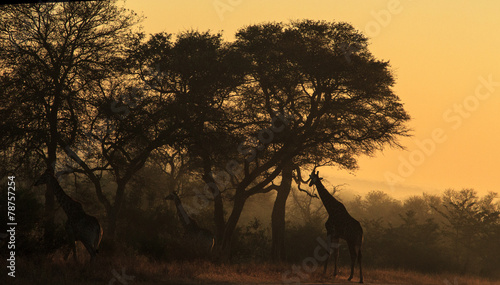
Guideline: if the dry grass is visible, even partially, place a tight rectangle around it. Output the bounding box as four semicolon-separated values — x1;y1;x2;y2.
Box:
1;252;498;285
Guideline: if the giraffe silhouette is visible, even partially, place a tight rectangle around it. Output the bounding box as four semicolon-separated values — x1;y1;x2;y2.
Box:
309;170;363;283
165;192;214;254
35;169;103;262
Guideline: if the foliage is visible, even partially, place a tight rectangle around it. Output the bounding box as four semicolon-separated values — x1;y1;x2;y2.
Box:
345;189;500;277
436;189;500;275
0;0;143;244
0;0;141;171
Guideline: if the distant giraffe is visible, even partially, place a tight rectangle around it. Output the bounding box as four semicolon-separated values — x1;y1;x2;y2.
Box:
35;170;103;262
165;192;215;254
309;170;363;283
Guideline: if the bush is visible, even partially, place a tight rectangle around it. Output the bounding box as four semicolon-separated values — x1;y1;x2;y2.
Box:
232;218;271;262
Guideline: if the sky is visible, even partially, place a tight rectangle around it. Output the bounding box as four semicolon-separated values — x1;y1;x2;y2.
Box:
123;0;500;199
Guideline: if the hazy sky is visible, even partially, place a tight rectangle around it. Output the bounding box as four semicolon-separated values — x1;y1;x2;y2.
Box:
123;0;500;199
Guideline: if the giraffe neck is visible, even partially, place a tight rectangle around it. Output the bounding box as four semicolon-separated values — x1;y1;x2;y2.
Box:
314;180;343;216
48;175;84;219
173;196;196;230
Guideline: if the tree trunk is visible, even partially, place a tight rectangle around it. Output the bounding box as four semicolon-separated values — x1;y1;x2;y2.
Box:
200;154;227;255
202;172;226;248
106;181;127;241
43;159;56;249
271;162;293;262
216;193;247;261
43;109;58;249
106;208;117;243
213;189;225;244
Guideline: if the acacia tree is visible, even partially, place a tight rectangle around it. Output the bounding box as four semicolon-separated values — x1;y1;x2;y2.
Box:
233;20;411;261
0;1;140;246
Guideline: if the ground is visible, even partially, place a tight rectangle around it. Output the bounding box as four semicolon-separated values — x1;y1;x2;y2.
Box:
1;253;498;285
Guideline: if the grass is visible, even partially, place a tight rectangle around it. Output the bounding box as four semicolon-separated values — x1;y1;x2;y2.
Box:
1;251;499;284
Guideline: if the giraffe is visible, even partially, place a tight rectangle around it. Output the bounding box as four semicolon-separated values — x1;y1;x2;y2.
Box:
309;170;364;283
34;169;103;262
165;191;215;254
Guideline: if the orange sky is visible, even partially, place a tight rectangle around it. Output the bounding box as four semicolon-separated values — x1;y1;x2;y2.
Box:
123;0;500;199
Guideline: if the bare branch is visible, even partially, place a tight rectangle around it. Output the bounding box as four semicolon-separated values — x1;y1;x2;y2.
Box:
297;183;319;199
293;165;311;184
330;184;347;196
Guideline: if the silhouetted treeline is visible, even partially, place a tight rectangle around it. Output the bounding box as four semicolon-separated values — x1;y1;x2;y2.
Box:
0;0;411;262
2;169;498;278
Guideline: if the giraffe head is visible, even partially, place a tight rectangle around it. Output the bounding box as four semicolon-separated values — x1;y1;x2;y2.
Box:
308;170;323;186
34;169;54;186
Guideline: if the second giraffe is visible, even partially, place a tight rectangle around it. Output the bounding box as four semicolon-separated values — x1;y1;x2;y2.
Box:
165;192;215;255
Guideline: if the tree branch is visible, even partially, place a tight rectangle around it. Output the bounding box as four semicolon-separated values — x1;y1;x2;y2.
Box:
297;183;318;199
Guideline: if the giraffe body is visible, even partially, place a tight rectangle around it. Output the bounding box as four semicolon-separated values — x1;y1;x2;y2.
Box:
35;170;103;262
165;192;215;255
309;171;363;283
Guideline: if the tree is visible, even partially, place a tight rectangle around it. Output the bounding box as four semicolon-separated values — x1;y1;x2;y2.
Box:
435;189;500;274
0;1;140;247
60;77;180;239
130;30;248;257
360;190;403;225
233;20;410;261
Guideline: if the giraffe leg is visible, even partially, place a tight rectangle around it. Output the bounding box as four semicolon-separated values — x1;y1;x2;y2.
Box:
208;237;215;255
82;241;97;262
65;222;77;262
70;242;77;262
323;251;330;275
64;241;77;261
92;223;103;254
332;238;340;277
64;246;71;260
323;235;331;275
347;242;357;281
357;246;363;283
